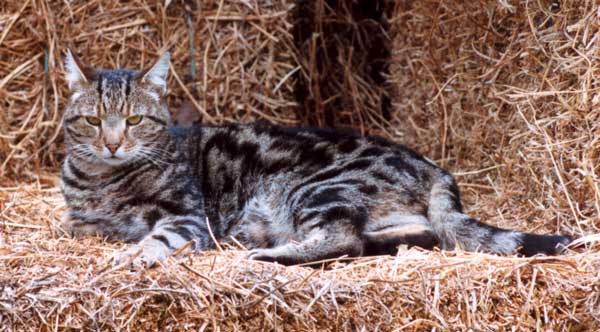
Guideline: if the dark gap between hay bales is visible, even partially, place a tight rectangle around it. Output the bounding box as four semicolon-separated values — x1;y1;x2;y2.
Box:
291;0;393;131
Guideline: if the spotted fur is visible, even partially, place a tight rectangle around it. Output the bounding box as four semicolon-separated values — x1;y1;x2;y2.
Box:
59;51;572;267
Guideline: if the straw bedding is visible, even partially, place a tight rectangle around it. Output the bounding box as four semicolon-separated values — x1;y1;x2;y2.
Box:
1;0;599;330
1;184;598;330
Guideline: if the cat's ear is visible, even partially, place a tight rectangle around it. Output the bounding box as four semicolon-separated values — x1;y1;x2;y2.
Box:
64;49;95;90
140;52;170;94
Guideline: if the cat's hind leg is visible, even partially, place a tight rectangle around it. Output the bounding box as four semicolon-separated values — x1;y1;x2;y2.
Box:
247;205;366;265
362;213;439;255
247;226;363;265
247;177;375;265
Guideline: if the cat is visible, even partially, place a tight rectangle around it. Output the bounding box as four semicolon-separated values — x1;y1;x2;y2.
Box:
58;51;572;267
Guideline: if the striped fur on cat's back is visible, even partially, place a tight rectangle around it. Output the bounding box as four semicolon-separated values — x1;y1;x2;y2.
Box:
59;51;572;268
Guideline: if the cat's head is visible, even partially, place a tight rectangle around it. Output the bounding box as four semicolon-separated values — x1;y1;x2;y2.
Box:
63;50;171;166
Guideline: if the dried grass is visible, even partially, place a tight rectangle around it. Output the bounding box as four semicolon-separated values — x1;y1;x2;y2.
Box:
1;0;600;330
388;0;600;237
1;183;599;331
291;0;393;133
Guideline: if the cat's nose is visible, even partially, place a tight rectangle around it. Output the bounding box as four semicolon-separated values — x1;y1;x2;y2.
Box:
105;143;120;154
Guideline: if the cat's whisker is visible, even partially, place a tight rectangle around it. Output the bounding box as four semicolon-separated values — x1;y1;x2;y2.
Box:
138;147;172;162
139;147;172;161
71;146;94;156
136;149;169;168
69;147;95;160
144;145;171;153
139;154;165;167
137;147;166;158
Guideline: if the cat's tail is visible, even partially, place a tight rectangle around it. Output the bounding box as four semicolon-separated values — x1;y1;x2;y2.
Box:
426;172;572;256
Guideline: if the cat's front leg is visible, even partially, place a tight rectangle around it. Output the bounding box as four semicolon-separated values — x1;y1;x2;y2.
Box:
114;215;210;268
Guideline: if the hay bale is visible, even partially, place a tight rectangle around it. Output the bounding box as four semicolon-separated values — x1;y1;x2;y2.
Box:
388;0;600;238
0;0;297;179
1;184;598;330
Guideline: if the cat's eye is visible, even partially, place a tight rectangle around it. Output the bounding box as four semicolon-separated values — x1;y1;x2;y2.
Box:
85;116;101;126
126;115;143;126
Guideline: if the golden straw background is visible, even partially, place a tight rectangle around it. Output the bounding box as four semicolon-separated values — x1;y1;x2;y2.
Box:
1;0;599;330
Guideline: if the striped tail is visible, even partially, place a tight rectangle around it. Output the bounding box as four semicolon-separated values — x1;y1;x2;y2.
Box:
426;172;572;256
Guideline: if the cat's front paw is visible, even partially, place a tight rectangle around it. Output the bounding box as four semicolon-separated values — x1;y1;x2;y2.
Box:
114;242;170;268
57;215;102;238
247;246;296;265
247;248;278;262
56;218;73;237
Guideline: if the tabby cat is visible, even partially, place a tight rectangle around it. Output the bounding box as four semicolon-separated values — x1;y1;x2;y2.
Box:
59;51;572;267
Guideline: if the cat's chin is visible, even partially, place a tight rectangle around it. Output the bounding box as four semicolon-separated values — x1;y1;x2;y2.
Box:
102;157;131;167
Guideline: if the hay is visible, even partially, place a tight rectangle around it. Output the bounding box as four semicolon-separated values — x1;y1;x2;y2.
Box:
291;0;393;133
1;183;599;331
388;0;600;238
1;0;600;330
